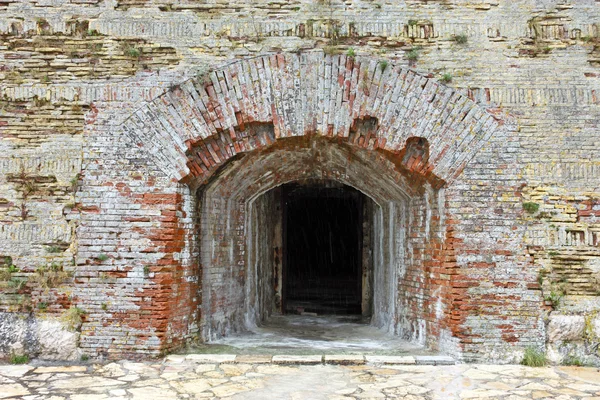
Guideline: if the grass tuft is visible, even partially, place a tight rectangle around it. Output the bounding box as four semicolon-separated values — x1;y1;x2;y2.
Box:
62;306;85;332
521;347;547;367
10;354;29;364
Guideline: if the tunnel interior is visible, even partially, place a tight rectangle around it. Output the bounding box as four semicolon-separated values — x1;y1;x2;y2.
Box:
283;182;364;316
197;137;443;347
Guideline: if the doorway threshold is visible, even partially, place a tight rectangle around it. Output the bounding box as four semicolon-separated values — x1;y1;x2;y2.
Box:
189;315;437;356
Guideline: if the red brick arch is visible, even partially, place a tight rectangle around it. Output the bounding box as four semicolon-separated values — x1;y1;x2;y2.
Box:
123;51;503;188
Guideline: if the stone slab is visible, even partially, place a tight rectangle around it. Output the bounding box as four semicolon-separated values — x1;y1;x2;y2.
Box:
34;366;88;374
324;355;365;365
235;355;273;364
272;355;323;365
164;355;186;364
415;356;456;365
185;354;236;363
365;356;416;365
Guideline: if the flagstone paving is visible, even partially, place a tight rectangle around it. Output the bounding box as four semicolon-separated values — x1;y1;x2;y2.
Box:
1;355;599;399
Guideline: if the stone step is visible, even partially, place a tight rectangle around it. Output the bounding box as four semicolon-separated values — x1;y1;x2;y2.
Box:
168;354;457;366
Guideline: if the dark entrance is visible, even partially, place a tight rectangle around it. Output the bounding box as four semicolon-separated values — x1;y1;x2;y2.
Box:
283;181;363;315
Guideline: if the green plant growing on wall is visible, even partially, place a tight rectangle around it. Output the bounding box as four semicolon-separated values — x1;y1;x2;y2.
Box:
580;35;594;43
122;43;142;58
28;263;71;291
522;202;540;214
143;265;150;277
7;278;26;290
10;165;39;221
406;48;419;62
452;33;468;44
379;60;388;72
440;73;452;83
62;306;85;332
346;47;356;59
545;289;563;308
97;253;109;262
521;347;547;367
37;302;48;311
408;20;418;26
46;246;61;254
323;45;341;55
2;257;20;281
537;273;544;286
70;173;81;193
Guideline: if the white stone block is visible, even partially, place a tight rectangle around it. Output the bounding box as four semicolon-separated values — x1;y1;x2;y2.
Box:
547;315;585;343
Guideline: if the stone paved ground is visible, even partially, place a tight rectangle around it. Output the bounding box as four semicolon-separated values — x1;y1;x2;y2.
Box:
1;355;600;400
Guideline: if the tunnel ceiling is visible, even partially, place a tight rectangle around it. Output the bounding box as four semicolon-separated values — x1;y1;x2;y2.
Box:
201;137;416;206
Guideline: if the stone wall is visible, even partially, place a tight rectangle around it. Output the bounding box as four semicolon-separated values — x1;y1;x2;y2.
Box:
0;0;598;364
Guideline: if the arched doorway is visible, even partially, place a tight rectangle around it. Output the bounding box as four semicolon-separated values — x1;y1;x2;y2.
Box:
76;51;513;360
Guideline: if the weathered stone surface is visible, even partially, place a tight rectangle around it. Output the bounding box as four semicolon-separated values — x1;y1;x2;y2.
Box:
365;356;416;365
547;315;586;342
235;355;272;364
592;316;600;340
185;354;236;363
415;356;456;365
0;313;79;361
0;383;30;399
34;366;87;374
36;319;81;361
272;355;323;365
1;358;600;399
325;355;365;365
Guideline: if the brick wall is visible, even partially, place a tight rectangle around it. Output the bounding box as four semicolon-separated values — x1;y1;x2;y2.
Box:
1;0;598;364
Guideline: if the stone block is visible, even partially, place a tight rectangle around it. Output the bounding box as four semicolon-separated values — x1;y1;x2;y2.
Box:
365;356;416;365
36;320;81;361
592;316;600;340
547;315;585;343
34;366;88;374
185;354;236;363
324;355;365;365
415;356;456;365
235;355;272;364
272;355;322;364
